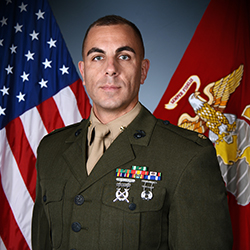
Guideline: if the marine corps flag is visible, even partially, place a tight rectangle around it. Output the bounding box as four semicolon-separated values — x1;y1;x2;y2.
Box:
154;0;250;249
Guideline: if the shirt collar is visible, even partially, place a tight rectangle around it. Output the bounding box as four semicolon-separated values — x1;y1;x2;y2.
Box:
88;102;141;145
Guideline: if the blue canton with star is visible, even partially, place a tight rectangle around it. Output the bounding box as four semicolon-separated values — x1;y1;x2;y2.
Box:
0;0;79;129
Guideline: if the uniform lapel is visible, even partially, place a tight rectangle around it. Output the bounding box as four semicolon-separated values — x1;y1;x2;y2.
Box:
78;105;158;191
81;130;135;189
61;105;157;191
62;119;89;185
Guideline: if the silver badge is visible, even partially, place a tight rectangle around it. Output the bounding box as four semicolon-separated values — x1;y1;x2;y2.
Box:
113;178;135;203
141;180;157;201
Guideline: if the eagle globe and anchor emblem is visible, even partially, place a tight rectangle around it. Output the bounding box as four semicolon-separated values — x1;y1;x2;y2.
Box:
165;64;250;206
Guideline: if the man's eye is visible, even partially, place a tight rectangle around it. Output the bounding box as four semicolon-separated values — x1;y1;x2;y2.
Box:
119;55;130;60
93;56;103;61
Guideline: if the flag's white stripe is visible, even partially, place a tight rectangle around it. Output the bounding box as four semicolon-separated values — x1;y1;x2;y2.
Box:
220;161;232;180
237;181;249;200
0;129;33;249
238;123;247;148
227;175;236;187
20;107;48;157
53;86;82;126
0;237;7;250
222;163;234;183
236;163;248;184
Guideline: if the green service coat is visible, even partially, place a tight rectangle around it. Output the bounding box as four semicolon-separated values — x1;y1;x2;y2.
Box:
32;105;233;250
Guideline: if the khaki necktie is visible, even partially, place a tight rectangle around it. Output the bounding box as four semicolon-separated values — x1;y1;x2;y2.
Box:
86;124;110;175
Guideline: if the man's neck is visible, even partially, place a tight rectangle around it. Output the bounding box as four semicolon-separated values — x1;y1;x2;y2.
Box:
93;102;138;124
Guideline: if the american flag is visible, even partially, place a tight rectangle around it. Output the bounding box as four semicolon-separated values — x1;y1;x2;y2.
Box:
0;0;91;249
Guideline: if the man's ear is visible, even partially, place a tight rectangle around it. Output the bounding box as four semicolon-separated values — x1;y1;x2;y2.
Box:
78;61;85;85
140;59;150;84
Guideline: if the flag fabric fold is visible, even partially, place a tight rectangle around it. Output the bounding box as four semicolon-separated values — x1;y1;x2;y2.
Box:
154;0;250;249
0;0;91;249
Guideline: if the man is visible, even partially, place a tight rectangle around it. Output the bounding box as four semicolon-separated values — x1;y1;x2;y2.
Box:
32;15;233;249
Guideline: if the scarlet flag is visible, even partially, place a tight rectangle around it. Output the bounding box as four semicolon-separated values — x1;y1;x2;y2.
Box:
0;0;91;249
154;0;250;249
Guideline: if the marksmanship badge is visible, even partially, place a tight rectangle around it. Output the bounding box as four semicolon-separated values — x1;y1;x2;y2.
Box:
141;180;157;201
113;178;135;203
114;166;162;202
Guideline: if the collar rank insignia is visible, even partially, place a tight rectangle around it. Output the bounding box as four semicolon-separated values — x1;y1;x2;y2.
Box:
113;178;135;203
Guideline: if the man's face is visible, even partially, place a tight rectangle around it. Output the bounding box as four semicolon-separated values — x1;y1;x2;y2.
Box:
78;24;149;117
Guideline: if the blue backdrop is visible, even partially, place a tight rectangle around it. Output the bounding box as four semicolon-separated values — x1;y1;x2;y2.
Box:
48;0;210;112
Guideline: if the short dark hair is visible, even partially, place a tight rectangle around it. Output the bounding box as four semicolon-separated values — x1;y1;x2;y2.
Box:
82;15;145;58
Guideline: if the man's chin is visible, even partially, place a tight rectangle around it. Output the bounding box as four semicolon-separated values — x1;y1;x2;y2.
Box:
94;100;123;111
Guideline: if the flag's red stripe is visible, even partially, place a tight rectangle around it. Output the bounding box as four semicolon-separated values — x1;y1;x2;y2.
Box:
37;96;65;133
70;79;91;119
5;118;37;201
227;192;250;250
0;177;30;250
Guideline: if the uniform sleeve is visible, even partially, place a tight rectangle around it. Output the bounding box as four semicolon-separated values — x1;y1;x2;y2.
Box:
31;159;52;249
168;144;233;249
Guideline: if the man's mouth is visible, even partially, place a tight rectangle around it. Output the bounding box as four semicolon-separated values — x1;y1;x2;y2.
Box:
100;85;121;91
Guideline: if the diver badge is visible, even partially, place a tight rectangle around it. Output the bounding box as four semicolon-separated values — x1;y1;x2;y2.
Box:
113;178;135;203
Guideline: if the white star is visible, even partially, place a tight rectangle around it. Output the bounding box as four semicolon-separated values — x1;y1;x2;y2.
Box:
60;65;69;75
14;23;23;33
6;0;12;5
0;86;9;96
0;106;6;116
25;50;35;61
39;78;48;88
42;58;52;69
47;38;57;48
36;9;45;20
10;44;17;54
0;17;7;26
30;30;39;40
0;39;3;46
16;92;25;102
20;71;29;82
5;65;13;74
19;2;28;12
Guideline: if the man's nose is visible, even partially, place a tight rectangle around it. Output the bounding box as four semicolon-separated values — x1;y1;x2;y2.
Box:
105;58;118;76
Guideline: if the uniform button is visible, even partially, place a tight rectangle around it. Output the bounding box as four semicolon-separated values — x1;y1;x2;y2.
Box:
133;130;146;139
43;195;47;202
163;120;170;125
72;222;81;232
75;195;84;205
75;129;82;136
129;203;136;211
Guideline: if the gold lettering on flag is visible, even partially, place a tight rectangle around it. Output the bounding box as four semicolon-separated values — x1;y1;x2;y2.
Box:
165;75;200;109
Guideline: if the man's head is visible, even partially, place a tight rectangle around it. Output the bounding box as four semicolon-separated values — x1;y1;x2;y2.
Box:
78;15;150;123
81;15;145;60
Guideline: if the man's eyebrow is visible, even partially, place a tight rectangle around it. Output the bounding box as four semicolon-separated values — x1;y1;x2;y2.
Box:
116;46;136;54
86;46;136;56
87;47;105;56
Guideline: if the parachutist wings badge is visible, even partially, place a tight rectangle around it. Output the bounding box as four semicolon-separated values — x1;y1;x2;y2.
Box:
176;65;244;142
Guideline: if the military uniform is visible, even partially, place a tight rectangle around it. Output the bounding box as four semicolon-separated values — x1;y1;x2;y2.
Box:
32;105;233;249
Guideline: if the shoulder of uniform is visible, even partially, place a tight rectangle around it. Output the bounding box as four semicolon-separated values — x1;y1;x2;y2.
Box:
156;119;212;147
45;119;87;138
